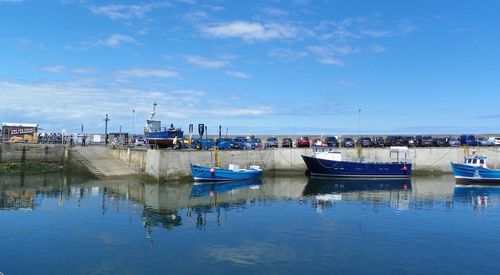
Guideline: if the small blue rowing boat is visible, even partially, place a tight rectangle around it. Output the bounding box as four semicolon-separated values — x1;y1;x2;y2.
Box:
190;164;263;182
451;156;500;184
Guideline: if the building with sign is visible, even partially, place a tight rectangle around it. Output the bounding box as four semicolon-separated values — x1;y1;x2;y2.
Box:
1;123;38;143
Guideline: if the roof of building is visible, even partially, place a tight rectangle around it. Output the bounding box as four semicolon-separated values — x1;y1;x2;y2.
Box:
2;123;38;128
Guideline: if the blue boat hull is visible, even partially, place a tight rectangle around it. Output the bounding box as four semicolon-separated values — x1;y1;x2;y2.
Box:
451;162;500;184
190;164;263;181
301;155;412;179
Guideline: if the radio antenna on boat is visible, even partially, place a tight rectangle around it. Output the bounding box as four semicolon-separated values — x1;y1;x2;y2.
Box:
150;102;157;120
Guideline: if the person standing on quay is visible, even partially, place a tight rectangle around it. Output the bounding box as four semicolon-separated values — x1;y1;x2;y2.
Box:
82;135;86;147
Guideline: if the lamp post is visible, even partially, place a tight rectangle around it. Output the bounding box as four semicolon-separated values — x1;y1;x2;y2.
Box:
103;114;110;145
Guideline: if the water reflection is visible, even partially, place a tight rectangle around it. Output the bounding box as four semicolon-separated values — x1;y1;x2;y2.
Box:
2;172;500;274
454;185;500;211
303;177;412;212
0;172;496;226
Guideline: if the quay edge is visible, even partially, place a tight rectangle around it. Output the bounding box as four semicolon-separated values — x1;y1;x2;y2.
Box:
114;146;500;181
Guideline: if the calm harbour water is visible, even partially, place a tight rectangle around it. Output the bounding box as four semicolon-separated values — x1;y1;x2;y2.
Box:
1;172;499;274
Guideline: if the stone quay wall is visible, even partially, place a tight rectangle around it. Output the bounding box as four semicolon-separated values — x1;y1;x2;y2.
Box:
0;143;65;163
136;146;500;180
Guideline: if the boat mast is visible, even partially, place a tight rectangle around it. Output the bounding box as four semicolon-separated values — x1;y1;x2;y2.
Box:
150;102;157;120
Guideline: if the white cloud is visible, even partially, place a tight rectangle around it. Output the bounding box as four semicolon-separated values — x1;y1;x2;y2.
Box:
268;48;307;62
90;3;167;20
360;29;391;38
39;65;97;74
40;65;66;73
200;21;298;41
118;69;179;78
224;71;252;79
371;45;386;53
336;80;357;87
185;55;228;68
183;11;209;22
0;80;272;132
308;45;359;65
99;34;136;48
171;89;204;96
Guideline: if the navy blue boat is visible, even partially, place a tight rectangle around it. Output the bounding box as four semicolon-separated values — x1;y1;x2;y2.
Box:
144;103;183;148
301;147;412;179
451;156;500;184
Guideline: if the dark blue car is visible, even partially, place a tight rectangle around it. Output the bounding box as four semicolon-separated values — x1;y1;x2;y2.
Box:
459;135;477;146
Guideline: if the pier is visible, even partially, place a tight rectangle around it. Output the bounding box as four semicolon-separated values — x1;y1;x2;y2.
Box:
1;143;499;181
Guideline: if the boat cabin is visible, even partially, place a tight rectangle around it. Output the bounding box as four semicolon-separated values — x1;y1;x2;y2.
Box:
313;148;342;161
463;157;488;168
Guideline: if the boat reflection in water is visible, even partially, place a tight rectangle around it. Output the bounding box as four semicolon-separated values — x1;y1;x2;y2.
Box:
303;177;412;212
188;179;263;228
453;185;500;211
190;179;262;198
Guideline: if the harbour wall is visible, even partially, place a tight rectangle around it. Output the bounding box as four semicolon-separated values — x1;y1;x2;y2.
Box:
136;146;500;180
0;143;65;163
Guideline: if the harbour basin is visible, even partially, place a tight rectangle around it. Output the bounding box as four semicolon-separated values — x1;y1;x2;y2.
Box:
1;172;499;274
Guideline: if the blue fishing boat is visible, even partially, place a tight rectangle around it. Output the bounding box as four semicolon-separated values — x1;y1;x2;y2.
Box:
144;103;183;149
301;147;412;179
451;156;500;184
190;164;263;181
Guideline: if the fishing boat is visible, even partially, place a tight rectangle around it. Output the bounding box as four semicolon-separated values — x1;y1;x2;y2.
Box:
190;164;263;181
301;146;412;179
190;148;263;181
451;156;500;184
144;102;183;149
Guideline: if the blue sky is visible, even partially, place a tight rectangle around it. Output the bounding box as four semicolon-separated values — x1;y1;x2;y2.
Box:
1;0;499;135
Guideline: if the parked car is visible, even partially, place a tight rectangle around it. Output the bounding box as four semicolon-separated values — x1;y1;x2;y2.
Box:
356;137;373;147
435;137;449;147
493;137;500;146
296;136;310;147
459;135;478;146
421;136;435;147
215;137;232;149
249;137;262;149
232;137;252;149
311;138;327;147
478;137;494;146
373;137;385;147
449;137;461;147
341;137;355;148
265;137;279;148
282;137;293;148
325;136;339;147
403;136;415;147
131;137;147;147
414;135;423;147
389;136;406;146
